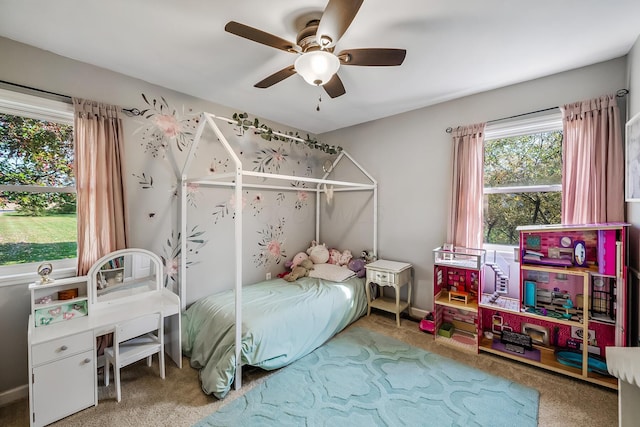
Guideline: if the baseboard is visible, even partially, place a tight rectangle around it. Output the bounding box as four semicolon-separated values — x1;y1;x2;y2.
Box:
410;307;429;319
0;384;28;407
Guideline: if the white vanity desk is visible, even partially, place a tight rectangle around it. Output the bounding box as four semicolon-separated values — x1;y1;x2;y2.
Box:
27;249;181;427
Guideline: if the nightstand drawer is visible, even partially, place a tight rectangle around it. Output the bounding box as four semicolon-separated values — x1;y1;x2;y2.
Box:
367;269;397;285
32;331;93;366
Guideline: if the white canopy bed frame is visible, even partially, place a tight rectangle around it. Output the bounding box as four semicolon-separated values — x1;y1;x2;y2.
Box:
179;112;377;390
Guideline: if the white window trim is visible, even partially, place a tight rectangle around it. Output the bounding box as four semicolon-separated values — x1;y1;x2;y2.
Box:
483;110;563;252
0;87;73;124
0;88;77;281
484;110;562;140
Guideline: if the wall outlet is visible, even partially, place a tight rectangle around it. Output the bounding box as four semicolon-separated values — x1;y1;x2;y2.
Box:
266;272;271;280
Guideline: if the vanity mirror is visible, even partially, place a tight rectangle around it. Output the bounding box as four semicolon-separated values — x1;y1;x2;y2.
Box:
88;248;162;305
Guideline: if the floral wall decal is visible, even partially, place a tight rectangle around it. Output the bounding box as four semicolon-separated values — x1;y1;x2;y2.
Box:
212;200;230;224
253;147;288;173
124;94;329;296
185;182;200;207
161;225;208;289
133;172;154;189
209;157;230;174
249;192;263;216
254;218;287;267
134;93;199;156
290;181;310;210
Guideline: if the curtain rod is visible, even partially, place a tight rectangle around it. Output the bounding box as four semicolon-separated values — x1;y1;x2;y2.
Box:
0;79;135;115
445;88;629;134
0;79;72;102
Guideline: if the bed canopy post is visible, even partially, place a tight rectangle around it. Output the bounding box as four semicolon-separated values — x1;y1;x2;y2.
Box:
317;150;378;256
179;113;208;310
179;113;245;388
201;113;245;390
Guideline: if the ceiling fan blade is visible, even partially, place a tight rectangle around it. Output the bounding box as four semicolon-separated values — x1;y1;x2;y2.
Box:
316;0;364;49
254;66;297;88
338;48;407;66
323;74;346;98
225;21;298;53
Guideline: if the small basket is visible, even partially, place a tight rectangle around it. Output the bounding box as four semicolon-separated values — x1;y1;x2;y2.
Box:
58;288;78;300
438;322;455;338
419;312;435;333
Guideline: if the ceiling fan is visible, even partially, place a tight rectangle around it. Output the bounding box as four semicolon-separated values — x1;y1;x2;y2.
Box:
224;0;406;99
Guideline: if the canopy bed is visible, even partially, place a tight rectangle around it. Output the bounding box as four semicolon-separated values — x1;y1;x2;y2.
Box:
179;112;377;397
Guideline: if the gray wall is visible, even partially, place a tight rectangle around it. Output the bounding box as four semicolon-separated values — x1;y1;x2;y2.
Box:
320;56;628;314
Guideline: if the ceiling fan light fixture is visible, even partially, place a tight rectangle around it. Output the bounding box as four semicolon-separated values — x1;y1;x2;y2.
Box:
294;51;340;86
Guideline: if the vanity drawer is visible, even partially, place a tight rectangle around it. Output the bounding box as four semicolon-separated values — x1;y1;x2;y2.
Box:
367;269;397;285
32;331;93;366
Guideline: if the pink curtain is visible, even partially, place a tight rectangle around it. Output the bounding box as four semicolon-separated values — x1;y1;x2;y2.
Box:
561;94;624;224
448;123;486;248
73;98;128;276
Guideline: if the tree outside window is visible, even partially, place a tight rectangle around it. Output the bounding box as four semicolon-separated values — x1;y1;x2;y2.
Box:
483;130;563;246
0;113;77;265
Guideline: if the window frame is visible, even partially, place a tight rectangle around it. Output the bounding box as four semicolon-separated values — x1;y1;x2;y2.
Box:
483;110;563;254
0;88;76;284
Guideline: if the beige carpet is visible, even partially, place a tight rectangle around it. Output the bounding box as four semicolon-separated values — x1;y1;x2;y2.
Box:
0;313;617;426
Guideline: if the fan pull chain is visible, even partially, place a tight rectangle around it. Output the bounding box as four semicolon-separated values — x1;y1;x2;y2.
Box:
316;88;322;112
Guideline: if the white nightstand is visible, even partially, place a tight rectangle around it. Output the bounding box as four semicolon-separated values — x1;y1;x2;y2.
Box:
365;260;413;327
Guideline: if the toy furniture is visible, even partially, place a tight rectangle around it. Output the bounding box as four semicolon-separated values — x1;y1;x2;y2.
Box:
478;223;629;389
364;259;413;327
104;312;165;402
27;248;181;426
432;246;485;353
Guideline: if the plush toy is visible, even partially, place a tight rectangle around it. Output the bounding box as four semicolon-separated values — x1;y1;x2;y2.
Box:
348;258;366;278
283;258;314;282
328;248;341;265
290;252;309;268
307;241;329;264
338;249;353;266
362;250;377;264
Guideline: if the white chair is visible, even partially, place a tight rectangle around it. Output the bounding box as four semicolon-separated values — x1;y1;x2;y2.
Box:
104;312;165;402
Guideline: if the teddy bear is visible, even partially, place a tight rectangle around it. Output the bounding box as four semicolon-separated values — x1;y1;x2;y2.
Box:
307;240;329;264
283;258;314;282
348;258;366;278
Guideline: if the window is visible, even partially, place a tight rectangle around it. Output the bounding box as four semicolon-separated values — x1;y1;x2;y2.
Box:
0;88;76;277
483;112;563;247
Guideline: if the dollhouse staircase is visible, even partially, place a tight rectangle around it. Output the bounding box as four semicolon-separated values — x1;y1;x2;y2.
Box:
487;252;509;294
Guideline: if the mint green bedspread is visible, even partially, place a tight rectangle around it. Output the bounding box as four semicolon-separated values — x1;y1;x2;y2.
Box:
181;276;367;398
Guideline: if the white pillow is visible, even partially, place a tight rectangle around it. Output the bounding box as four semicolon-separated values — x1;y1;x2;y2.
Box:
308;263;356;282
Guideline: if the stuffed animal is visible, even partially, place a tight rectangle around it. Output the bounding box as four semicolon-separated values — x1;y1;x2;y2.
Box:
283;258;314;282
328;248;341;265
338;249;353;266
348;258;366;278
307;241;329;264
290;252;309;268
362;250;377;264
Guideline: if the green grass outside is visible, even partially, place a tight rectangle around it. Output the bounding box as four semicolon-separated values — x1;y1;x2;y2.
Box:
0;213;77;265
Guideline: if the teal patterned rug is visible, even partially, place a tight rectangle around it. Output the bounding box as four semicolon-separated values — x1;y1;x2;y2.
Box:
195;327;539;427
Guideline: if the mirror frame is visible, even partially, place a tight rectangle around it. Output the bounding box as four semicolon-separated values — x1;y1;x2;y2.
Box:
87;248;163;306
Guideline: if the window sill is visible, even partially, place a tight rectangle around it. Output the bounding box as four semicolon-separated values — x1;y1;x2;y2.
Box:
0;259;77;288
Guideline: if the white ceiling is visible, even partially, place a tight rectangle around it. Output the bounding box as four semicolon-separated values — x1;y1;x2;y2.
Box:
1;0;640;134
